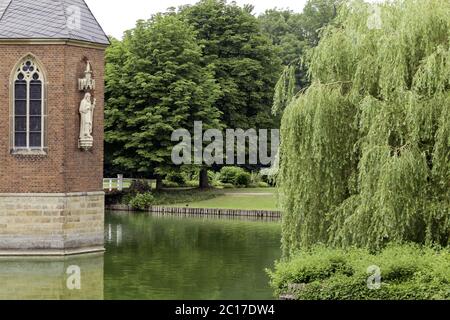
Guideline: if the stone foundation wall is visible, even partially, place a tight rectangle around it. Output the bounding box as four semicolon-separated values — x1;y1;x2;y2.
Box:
0;192;104;255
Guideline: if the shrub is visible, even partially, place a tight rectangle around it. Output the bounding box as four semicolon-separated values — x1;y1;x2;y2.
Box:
128;180;152;194
209;171;222;187
235;171;251;187
129;192;155;211
219;167;251;187
220;183;235;189
162;180;180;188
219;167;242;184
165;172;186;185
268;244;450;300
250;171;263;185
251;181;270;188
185;180;199;188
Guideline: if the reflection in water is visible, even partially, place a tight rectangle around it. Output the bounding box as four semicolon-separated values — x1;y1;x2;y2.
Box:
104;212;282;300
0;212;281;300
0;253;104;300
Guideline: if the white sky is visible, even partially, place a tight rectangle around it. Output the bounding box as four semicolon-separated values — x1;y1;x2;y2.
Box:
85;0;309;39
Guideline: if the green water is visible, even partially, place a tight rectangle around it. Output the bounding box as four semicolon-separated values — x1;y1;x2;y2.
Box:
0;212;282;300
104;212;282;300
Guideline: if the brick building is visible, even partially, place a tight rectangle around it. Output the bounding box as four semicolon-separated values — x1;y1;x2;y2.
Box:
0;0;109;255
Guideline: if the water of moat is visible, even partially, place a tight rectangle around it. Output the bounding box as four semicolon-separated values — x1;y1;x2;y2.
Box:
0;211;282;300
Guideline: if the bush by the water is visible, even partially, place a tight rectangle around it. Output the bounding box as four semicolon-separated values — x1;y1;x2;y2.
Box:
129;192;155;210
219;167;251;187
268;244;450;300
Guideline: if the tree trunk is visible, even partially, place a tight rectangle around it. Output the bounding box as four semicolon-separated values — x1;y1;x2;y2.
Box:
199;168;210;189
156;176;164;190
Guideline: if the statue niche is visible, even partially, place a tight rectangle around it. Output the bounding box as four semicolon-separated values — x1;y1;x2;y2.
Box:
78;60;96;151
79;92;96;151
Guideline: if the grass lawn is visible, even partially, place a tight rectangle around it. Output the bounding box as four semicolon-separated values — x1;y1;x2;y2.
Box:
171;188;278;211
220;187;276;194
106;184;278;211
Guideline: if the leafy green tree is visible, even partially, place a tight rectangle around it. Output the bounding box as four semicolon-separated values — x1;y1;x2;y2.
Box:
258;9;307;66
262;0;341;115
301;0;340;47
279;0;450;255
105;14;221;188
181;0;283;130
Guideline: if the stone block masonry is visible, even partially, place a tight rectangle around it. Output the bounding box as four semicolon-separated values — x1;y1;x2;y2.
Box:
0;192;104;255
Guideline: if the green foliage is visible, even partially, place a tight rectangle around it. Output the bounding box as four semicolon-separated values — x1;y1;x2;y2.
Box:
181;0;283;130
259;1;341;65
235;171;252;187
279;0;450;254
105;14;222;178
258;9;307;66
268;244;450;300
129;193;155;210
162;180;181;188
272;65;297;116
208;171;223;187
219;166;251;187
185;180;200;188
249;171;270;188
165;172;186;185
263;1;342;115
128;180;153;194
220;183;235;189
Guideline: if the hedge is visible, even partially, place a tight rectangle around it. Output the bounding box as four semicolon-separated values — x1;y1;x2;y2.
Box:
267;244;450;300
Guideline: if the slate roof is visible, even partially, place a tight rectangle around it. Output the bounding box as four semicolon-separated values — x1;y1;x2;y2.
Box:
0;0;109;45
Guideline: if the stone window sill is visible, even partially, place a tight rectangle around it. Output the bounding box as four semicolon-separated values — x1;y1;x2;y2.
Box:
11;149;48;156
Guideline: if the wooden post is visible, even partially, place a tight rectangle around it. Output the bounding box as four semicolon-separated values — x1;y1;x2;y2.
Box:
117;174;124;191
109;179;113;192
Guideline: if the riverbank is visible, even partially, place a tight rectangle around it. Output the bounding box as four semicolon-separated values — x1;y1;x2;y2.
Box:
106;187;280;217
106;204;281;219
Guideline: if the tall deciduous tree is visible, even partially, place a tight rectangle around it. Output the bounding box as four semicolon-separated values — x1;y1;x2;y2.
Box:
279;0;450;255
181;0;283;130
261;0;341;115
105;14;221;187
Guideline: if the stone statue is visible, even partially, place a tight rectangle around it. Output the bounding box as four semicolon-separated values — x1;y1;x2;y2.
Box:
79;93;96;150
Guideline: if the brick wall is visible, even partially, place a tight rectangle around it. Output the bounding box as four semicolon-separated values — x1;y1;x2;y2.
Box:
64;46;105;193
0;43;105;193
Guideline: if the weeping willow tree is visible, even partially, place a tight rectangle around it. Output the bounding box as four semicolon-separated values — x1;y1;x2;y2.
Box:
273;65;297;116
279;0;450;256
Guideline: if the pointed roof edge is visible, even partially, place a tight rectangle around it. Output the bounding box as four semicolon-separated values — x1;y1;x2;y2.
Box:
79;0;110;45
0;0;12;21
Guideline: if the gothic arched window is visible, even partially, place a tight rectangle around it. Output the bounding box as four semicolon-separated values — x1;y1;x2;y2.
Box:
11;57;47;152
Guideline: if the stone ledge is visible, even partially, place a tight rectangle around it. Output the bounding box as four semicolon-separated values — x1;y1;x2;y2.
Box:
0;246;105;257
0;192;105;198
